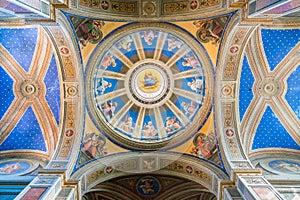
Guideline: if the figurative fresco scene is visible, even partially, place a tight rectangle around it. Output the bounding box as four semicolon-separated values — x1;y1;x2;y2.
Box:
269;160;300;174
0;161;31;175
137;176;160;196
194;16;228;46
190;132;216;159
81;132;108;160
69;16;105;48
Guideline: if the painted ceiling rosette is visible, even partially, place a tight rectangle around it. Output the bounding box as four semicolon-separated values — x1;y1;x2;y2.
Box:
86;23;213;150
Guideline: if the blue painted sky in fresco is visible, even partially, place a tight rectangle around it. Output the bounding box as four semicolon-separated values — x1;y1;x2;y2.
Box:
261;29;300;71
0;28;37;72
252;106;300;150
286;65;300;120
0;106;46;151
44;54;60;125
239;55;255;121
0;66;14;120
174;95;200;121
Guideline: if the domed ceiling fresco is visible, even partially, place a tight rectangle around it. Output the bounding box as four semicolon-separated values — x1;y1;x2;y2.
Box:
85;23;213;150
72;15;229;166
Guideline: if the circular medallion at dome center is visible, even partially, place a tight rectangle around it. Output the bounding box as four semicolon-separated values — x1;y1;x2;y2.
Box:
128;62;171;106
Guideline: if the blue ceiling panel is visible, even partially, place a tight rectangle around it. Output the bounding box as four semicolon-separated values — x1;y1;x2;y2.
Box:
286;65;300;120
261;29;300;71
239;55;255;122
252;106;300;150
0;106;46;152
0;28;37;72
0;66;14;120
44;54;60;125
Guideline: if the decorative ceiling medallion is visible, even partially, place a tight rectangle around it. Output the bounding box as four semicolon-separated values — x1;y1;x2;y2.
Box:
259;79;279;97
86;23;213;150
126;60;172;107
20;80;40;99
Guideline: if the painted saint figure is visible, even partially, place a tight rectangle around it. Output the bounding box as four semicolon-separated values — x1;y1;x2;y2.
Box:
119;117;134;133
143;121;157;138
181;101;198;118
165;116;181;133
76;20;104;48
101;101;117;119
182;55;200;68
191;132;215;158
82;132;107;159
194;19;224;45
96;78;112;94
188;79;203;93
118;35;133;51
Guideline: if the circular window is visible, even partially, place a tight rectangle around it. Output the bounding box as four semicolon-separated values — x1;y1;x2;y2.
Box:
86;23;213;150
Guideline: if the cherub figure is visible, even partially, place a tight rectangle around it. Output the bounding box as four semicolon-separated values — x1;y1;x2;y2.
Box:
141;30;157;45
0;163;21;174
167;37;183;51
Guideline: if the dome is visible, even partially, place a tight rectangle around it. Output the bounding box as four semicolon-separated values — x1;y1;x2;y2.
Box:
86;23;213;150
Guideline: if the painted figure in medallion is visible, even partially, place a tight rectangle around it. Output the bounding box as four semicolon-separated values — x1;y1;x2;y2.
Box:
76;20;105;48
96;78;112;94
142;72;158;87
82;132;107;159
191;132;215;158
165;116;181;133
0;162;21;174
194;18;224;45
143;121;157;138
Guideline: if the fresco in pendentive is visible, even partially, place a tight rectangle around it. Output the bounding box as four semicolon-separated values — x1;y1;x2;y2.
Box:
69;16;105;48
193;16;228;46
